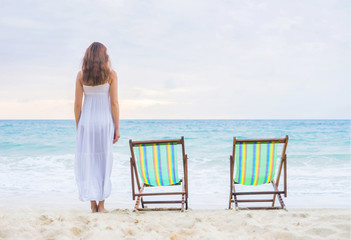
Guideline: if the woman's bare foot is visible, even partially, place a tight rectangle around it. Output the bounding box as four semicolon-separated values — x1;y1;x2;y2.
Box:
90;201;98;213
98;207;109;213
98;200;108;213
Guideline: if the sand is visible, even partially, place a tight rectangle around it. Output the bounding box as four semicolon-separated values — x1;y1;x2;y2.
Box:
0;208;350;240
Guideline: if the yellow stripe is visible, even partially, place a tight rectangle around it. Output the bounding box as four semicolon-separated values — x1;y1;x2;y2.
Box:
153;144;161;186
240;143;246;184
266;144;274;182
167;144;174;184
139;145;148;184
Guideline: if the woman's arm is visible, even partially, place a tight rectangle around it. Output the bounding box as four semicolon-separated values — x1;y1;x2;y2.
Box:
109;70;120;143
74;72;83;129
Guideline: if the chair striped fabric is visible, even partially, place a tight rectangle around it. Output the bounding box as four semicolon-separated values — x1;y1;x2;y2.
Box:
129;137;188;211
234;141;278;186
229;136;289;210
133;142;180;186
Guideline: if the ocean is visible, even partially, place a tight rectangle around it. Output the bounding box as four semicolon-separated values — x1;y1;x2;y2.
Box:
0;120;350;209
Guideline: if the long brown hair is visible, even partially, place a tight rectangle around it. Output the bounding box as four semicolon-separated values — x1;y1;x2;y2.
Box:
82;42;111;86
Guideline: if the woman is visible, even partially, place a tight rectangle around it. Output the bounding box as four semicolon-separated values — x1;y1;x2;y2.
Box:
74;42;120;213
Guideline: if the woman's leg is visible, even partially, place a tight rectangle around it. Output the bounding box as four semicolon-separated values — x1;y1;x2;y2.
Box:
98;200;108;213
90;201;98;213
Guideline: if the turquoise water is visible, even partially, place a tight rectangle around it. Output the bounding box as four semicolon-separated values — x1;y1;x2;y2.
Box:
0;120;350;209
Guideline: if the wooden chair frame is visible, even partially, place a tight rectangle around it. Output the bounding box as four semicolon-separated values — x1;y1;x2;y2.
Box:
229;135;289;210
129;136;188;211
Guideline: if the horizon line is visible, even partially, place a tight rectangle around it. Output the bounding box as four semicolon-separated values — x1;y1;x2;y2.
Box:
0;118;350;121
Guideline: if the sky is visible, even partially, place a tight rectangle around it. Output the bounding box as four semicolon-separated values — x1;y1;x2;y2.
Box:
0;0;349;119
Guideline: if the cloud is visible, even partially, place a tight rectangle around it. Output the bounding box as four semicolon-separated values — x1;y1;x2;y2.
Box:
0;0;349;119
121;99;174;108
0;100;73;119
132;87;191;98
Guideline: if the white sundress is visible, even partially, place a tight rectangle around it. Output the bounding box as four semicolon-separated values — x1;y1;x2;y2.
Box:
75;83;114;202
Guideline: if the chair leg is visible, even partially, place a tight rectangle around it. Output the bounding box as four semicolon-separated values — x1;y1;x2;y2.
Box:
229;181;233;209
229;155;234;209
232;183;239;210
276;194;285;209
134;196;141;210
135;185;145;210
181;195;185;212
272;181;285;209
181;180;185;211
141;197;145;208
274;190;285;209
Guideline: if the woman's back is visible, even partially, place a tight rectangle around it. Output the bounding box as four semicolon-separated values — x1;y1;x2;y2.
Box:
77;82;114;155
80;83;112;123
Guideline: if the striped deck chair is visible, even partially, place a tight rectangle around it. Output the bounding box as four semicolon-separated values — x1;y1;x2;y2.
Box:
129;137;188;211
229;136;289;210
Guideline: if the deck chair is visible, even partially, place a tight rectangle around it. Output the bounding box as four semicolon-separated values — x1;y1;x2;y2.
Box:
129;137;188;211
229;136;289;210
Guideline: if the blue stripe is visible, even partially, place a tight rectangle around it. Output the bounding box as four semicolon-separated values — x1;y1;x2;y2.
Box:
157;144;163;185
264;143;270;183
251;143;256;185
171;143;177;183
238;144;242;183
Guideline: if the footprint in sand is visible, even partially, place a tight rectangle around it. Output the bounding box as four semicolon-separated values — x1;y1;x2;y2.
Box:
306;227;335;237
39;215;53;225
71;227;83;236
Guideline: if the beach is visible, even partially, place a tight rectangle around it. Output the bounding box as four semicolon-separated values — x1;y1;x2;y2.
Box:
0;208;350;239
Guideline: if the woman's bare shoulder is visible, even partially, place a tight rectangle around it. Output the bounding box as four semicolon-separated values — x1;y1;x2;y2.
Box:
77;71;82;77
109;69;118;83
111;69;117;78
76;71;83;85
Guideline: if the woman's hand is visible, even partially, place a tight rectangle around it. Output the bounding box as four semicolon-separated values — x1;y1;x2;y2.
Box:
113;128;120;144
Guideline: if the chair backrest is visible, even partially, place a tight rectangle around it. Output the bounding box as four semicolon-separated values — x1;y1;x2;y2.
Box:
233;137;288;186
130;140;183;186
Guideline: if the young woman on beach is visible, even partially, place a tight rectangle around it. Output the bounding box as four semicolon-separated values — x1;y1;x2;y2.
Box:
74;42;120;213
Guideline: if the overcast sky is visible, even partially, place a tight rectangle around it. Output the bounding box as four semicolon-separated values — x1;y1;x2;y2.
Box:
0;0;349;119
